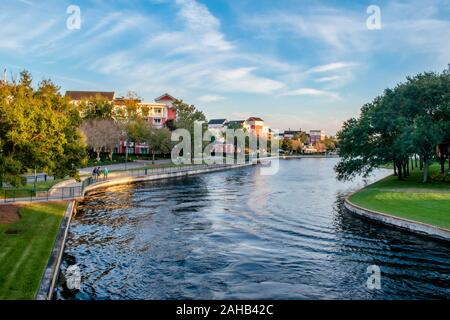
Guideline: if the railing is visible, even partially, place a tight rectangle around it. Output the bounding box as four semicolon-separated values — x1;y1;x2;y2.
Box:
1;186;84;204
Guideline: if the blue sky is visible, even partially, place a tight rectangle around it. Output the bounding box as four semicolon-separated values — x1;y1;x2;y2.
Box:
1;0;450;134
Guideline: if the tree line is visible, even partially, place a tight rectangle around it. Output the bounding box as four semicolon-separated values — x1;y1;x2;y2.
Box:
336;71;450;183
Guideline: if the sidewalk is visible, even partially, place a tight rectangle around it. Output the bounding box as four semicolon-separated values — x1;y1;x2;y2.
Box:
78;160;171;175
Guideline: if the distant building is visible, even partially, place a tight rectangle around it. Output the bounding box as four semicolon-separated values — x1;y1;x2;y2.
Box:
244;117;268;136
155;93;177;108
208;119;228;129
113;93;177;129
208;119;227;143
154;93;177;124
309;130;325;145
283;129;302;139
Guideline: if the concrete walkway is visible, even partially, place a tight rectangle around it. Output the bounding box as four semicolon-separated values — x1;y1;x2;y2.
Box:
77;159;171;175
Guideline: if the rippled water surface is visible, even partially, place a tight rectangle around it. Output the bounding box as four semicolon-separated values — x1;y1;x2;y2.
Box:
55;159;450;299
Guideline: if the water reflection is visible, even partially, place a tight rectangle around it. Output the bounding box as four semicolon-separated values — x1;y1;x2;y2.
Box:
55;159;450;300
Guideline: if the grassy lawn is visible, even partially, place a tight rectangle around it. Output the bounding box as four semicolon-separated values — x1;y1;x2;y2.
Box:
0;202;67;300
0;179;64;199
349;164;450;229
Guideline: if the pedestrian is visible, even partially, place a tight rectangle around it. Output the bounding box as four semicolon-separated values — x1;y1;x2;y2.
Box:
103;167;109;180
96;167;101;180
92;167;97;179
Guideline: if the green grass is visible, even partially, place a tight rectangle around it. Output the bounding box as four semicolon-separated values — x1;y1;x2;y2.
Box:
350;163;450;229
0;202;67;300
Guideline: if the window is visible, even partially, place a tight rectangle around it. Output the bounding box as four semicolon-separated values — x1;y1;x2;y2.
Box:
154;118;162;124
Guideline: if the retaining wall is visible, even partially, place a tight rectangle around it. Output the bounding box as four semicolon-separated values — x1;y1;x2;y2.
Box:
344;198;450;242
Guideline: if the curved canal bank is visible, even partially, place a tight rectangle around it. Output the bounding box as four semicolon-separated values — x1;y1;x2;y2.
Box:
345;164;450;242
344;197;450;242
54;158;450;300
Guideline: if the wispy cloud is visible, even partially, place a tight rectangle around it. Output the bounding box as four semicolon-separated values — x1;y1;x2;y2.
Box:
308;62;356;73
315;76;342;83
281;88;341;100
197;95;226;103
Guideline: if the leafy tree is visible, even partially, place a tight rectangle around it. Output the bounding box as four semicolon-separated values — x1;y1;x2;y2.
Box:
173;100;207;133
80;95;114;119
335;71;450;183
80;119;122;162
0;71;87;185
146;128;172;163
126;118;152;143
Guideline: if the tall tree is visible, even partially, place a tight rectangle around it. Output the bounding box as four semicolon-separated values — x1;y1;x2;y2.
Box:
81;119;122;162
0;71;87;185
335;71;450;183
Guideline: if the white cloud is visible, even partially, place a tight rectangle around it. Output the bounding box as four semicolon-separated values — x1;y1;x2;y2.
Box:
315;76;341;83
174;0;233;51
308;62;356;73
197;95;226;103
281;88;341;100
211;68;285;93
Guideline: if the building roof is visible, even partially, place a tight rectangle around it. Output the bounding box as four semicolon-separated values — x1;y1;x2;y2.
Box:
284;130;302;135
155;93;176;102
226;120;245;125
247;117;264;122
65;91;115;101
208;119;227;125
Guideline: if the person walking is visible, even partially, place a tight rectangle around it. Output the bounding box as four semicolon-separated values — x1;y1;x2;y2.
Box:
92;167;97;180
96;167;101;180
103;167;109;180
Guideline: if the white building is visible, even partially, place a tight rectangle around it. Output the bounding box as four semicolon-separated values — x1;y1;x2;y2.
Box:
309;130;325;145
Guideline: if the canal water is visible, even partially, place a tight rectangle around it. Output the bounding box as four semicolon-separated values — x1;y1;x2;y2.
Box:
55;158;450;299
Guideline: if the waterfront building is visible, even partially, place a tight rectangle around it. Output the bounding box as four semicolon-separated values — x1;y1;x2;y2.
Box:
283;129;302;139
309;130;325;145
208;119;228;130
244;117;271;136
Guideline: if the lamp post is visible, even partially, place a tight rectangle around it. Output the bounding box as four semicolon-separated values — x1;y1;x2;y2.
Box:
33;166;37;193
